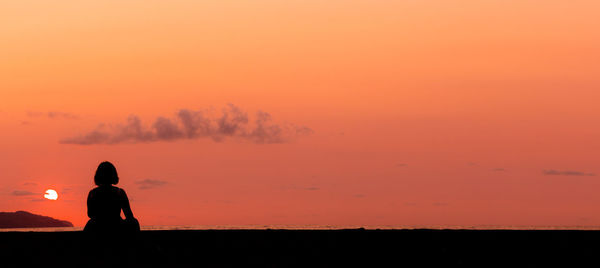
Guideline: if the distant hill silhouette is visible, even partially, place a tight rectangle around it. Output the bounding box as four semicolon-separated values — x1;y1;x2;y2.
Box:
0;211;73;228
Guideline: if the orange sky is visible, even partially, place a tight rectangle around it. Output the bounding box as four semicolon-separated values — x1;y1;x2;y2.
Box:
1;1;600;227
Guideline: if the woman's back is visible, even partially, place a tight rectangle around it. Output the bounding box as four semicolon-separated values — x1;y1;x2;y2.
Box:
87;185;129;221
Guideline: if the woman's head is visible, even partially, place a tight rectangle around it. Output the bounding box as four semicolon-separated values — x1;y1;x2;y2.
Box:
94;161;119;186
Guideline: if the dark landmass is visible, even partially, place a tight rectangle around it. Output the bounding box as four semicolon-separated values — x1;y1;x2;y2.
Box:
2;229;600;267
0;211;73;228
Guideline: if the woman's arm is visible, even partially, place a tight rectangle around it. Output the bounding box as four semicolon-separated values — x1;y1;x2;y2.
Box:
87;191;96;219
120;188;135;219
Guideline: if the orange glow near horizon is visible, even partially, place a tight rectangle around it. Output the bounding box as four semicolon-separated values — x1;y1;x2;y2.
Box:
1;1;600;228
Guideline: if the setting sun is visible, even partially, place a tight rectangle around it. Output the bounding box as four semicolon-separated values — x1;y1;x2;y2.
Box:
44;189;58;201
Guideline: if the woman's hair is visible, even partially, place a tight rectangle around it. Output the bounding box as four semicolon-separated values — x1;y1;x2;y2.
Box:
94;161;119;186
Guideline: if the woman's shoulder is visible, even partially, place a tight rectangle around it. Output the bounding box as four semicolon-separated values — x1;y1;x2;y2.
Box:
117;187;128;196
89;186;101;193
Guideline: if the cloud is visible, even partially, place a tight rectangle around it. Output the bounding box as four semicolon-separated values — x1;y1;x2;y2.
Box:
60;104;312;145
135;179;168;190
281;185;321;191
492;168;506;172
12;190;37;196
28;111;79;119
23;182;37;186
542;170;596;176
48;112;79;119
578;217;591;222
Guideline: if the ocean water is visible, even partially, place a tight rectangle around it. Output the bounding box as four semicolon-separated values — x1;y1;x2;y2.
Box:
2;224;600;232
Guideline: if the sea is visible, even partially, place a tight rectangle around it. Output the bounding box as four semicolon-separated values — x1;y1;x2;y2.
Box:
2;225;600;232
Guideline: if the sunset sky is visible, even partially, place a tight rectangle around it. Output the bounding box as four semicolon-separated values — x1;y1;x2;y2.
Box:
1;1;600;228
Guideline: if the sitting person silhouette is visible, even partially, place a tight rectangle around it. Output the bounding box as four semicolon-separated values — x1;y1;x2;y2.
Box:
84;161;140;233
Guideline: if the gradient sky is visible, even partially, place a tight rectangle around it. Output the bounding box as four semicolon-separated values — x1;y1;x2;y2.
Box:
1;0;600;227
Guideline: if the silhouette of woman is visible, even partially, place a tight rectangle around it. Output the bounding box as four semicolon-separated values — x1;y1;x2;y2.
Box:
84;161;140;233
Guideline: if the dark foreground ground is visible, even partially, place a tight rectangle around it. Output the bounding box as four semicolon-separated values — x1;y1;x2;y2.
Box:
2;229;600;267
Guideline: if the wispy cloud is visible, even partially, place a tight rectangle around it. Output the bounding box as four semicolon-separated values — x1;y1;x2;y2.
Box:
28;111;79;119
12;190;38;196
60;104;312;145
543;170;596;176
281;184;322;191
135;179;168;190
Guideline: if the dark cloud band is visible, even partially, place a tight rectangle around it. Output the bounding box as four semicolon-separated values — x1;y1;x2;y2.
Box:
12;190;38;196
543;170;596;176
135;179;168;190
28;111;79;119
